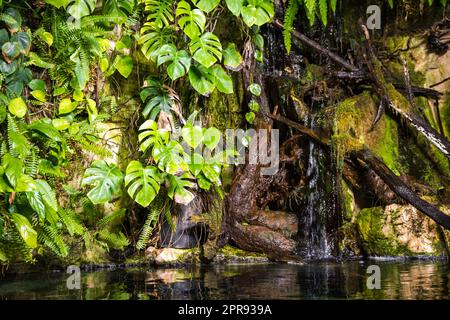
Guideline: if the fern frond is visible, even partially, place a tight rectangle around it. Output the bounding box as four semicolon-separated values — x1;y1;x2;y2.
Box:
98;229;129;250
283;0;299;53
97;209;126;229
136;195;164;250
58;209;85;236
38;225;69;257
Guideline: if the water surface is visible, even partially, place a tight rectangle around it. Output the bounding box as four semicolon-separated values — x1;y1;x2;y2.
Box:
1;260;449;300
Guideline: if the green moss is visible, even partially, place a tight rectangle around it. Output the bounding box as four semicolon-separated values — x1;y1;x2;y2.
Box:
375;115;401;175
441;94;450;138
333;92;402;174
356;207;411;256
219;245;266;258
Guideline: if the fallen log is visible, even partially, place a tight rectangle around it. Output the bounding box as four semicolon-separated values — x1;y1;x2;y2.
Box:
354;149;450;230
248;210;299;237
230;224;297;257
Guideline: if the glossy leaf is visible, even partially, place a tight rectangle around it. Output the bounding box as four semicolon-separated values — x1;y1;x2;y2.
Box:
8;97;27;118
11;213;37;249
82;160;124;204
192;0;221;13
176;1;206;39
189;32;222;68
212;65;233;94
167;173;195;205
182;125;203;149
157;44;191;81
223;43;243;70
125;161;162;207
188;65;215;96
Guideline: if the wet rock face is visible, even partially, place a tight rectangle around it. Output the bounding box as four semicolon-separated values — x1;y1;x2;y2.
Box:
159;196;208;249
355;204;448;257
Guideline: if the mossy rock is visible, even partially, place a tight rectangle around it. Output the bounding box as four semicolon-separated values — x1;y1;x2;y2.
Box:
334;92;402;175
355;205;448;257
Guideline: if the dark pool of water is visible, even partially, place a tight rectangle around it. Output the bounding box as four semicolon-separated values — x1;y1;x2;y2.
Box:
1;260;449;300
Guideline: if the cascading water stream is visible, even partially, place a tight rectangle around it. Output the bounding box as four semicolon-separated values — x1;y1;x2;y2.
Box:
300;114;332;259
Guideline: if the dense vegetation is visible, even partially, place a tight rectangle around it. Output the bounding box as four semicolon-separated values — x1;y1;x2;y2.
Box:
0;0;449;267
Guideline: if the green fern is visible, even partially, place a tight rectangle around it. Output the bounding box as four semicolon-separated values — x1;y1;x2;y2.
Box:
136;195;165;250
283;0;300;53
58;209;85;236
98;229;129;250
97;209;126;229
38;225;69;257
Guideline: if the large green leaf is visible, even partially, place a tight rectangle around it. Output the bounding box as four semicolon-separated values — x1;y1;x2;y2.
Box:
103;0;135;20
66;0;97;20
125;161;162;207
86;98;98;123
114;55;134;78
28;120;63;142
2;42;21;63
138;119;170;152
139;25;175;62
153;140;188;174
11;213;37;249
223;43;243;71
140;77;173;120
189;32;222;68
192;0;220;13
8;97;27;118
58;98;77;114
45;0;69;8
167;173;195;205
3;8;22;33
203;127;221;150
143;0;174;28
241;0;274;27
157;44;191;81
211;65;233;94
11;32;31;55
188;65;216;96
176;1;206;39
181;125;203;149
82;160;124;204
8;130;30;159
225;0;244;16
26;180;58;221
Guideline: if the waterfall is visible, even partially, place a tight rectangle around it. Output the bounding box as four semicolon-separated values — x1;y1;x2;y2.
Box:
297;114;337;260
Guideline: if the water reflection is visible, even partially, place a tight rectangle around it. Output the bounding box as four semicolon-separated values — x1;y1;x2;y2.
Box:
0;261;449;300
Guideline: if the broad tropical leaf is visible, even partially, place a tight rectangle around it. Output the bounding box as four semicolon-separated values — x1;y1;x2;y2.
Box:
82;160;124;204
140;77;173;119
188;65;216;96
103;0;135;20
192;0;221;13
143;0;174;28
167;173;195;205
11;213;37;249
125;160;162;207
157;44;191;81
138;119;170;152
189;32;222;68
176;1;206;39
139;25;175;62
66;0;97;20
153;140;188;174
241;0;274;27
223;43;243;71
